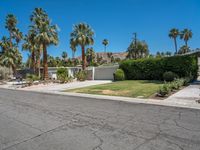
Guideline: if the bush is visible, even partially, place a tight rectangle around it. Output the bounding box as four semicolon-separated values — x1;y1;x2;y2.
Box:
157;83;171;97
26;74;40;85
76;70;87;81
157;77;190;97
114;69;125;81
120;54;198;80
57;67;69;83
163;71;178;82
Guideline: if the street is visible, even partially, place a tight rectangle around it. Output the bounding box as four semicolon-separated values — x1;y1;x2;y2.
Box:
0;88;200;150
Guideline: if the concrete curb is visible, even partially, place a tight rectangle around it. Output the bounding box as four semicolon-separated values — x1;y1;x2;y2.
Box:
6;87;200;110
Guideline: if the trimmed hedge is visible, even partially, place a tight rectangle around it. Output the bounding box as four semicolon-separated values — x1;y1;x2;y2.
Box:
120;54;198;80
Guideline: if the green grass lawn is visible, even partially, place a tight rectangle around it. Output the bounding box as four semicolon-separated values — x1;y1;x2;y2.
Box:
66;80;163;98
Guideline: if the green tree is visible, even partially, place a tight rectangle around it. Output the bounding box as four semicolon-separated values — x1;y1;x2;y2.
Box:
169;28;179;54
31;8;59;80
102;39;109;52
70;23;94;70
178;45;190;54
180;29;193;47
127;40;149;59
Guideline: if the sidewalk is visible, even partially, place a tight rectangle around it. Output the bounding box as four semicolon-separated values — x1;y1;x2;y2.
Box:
164;83;200;106
8;80;112;92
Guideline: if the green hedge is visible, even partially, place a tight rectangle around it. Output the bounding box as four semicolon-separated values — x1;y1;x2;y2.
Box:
120;54;198;80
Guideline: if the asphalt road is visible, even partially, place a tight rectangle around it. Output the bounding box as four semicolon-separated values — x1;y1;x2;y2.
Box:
0;89;200;150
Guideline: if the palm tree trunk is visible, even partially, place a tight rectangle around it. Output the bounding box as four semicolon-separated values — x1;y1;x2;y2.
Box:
81;46;86;70
36;46;42;78
31;50;35;73
104;45;106;53
12;65;16;77
174;38;178;54
43;43;48;80
9;32;12;48
185;40;188;47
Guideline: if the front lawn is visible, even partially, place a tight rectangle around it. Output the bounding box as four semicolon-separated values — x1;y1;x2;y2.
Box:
66;80;163;98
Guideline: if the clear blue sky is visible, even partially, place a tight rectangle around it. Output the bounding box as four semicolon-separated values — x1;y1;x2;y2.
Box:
0;0;200;62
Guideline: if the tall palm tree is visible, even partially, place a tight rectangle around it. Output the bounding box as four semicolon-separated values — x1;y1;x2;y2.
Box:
102;39;109;52
70;40;77;59
180;29;193;47
5;14;17;47
31;8;59;80
70;23;94;70
169;28;179;54
22;30;37;73
13;28;23;45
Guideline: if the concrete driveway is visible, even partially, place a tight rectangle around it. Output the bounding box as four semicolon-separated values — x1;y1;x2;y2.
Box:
0;88;200;150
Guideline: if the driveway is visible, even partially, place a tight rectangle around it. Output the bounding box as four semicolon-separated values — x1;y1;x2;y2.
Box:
0;88;200;150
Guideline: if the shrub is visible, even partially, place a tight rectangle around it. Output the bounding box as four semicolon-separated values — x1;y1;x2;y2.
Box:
175;78;184;88
26;74;40;85
170;81;179;90
120;54;198;80
163;71;178;82
57;67;68;83
157;83;171;97
76;70;87;81
114;69;125;81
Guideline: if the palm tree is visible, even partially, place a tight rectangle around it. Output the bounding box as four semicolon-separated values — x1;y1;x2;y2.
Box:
70;41;77;59
0;36;10;53
13;28;23;45
137;41;149;58
169;28;179;54
86;47;95;65
1;14;22;75
0;46;22;74
180;29;193;47
5;14;17;47
62;51;68;60
102;39;109;52
22;30;37;73
31;8;59;80
127;40;148;59
178;45;190;54
70;23;94;70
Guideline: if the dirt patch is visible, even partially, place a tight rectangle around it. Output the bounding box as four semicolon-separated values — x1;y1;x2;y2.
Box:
102;90;130;95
